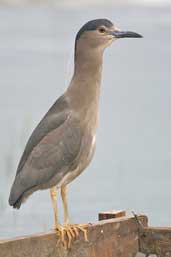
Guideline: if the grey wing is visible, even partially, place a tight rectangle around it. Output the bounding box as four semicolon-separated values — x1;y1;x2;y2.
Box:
16;95;68;174
9;116;82;207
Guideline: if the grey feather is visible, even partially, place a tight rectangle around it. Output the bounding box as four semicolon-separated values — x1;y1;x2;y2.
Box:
76;19;113;40
16;95;68;174
9;95;82;208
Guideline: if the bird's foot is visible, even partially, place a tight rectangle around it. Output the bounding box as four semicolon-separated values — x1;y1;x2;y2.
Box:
54;223;88;248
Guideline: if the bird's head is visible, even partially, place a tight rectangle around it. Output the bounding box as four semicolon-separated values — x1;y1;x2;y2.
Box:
75;19;142;53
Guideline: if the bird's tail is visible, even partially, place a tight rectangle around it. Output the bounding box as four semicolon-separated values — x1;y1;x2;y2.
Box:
9;194;23;209
8;174;26;209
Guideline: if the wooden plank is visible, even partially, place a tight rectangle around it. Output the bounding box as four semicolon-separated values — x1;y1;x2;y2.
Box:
140;226;171;257
0;213;147;257
99;210;126;220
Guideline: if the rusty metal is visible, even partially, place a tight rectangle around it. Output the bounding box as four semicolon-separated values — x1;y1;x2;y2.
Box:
0;212;147;257
139;227;171;257
2;210;171;257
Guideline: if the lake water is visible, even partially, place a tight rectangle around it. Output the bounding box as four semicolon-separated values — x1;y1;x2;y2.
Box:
0;5;171;239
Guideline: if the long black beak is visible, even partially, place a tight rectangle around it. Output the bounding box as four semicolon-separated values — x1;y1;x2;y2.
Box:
111;30;143;38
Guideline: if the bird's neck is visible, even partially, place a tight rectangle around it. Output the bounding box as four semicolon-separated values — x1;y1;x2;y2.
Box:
66;48;103;115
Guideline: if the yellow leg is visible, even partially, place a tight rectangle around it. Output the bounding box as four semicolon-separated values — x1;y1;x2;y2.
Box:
50;186;88;249
50;187;59;227
60;186;88;248
61;186;69;224
50;187;66;246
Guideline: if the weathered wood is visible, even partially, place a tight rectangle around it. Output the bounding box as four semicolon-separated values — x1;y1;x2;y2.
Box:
0;213;147;257
140;226;171;257
99;210;126;221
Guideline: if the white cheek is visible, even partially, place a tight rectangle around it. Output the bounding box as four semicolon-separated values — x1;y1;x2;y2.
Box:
104;36;115;47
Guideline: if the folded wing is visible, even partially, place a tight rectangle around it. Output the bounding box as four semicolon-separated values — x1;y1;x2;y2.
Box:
9;96;82;208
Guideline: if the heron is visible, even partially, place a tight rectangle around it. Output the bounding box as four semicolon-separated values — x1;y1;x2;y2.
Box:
9;18;142;248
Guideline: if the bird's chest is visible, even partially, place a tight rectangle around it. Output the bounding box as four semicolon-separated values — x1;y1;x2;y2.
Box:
78;132;96;170
72;129;96;174
57;108;98;188
58;131;96;188
76;112;98;170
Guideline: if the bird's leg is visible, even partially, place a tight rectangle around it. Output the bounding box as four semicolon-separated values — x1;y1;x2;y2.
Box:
50;187;66;245
50;187;59;228
61;186;88;248
61;186;70;225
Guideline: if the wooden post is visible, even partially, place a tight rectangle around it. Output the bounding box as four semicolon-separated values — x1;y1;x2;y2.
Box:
99;210;126;220
0;212;147;257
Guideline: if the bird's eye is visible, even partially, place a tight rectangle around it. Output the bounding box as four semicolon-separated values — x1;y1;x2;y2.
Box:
98;27;106;33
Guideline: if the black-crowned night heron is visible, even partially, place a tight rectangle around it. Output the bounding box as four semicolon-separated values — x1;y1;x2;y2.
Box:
9;19;142;247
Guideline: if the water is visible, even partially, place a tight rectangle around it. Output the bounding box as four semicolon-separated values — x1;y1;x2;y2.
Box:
0;5;171;239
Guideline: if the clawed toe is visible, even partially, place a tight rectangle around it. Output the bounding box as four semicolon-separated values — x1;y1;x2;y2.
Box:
54;224;88;248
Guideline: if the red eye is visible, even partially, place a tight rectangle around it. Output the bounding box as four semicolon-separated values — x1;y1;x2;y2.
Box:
98;27;106;33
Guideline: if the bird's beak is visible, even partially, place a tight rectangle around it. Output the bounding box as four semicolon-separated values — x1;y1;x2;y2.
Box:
110;30;143;39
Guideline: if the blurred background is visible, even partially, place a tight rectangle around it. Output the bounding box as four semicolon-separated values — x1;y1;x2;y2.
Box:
0;0;171;239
